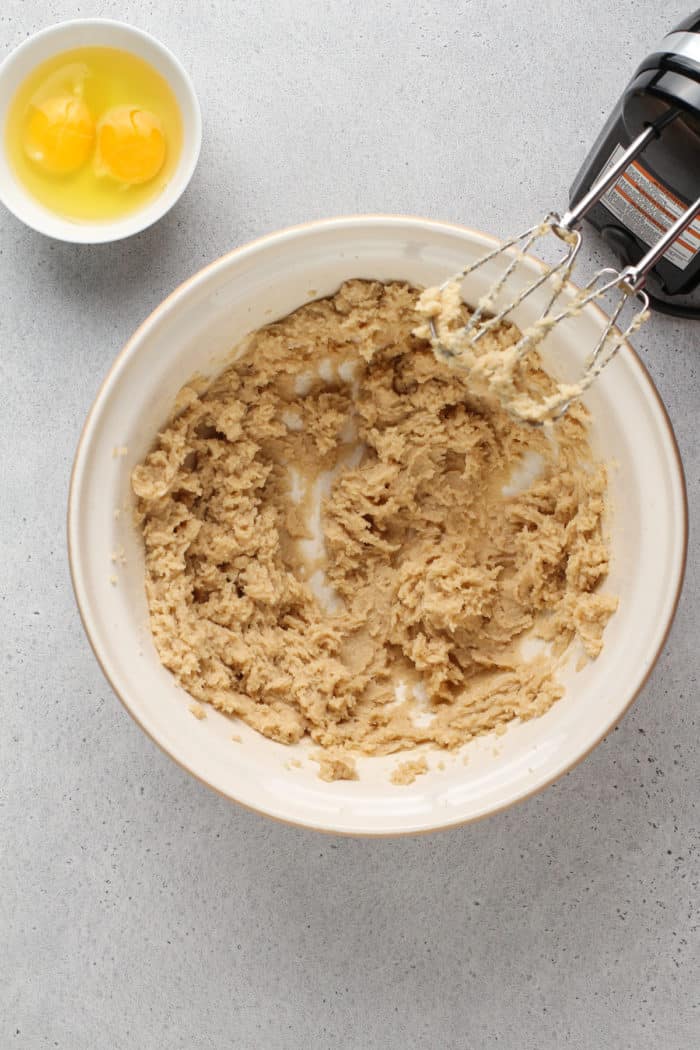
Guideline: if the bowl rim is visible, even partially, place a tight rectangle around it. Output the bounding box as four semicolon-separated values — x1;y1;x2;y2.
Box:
0;17;202;244
67;213;689;836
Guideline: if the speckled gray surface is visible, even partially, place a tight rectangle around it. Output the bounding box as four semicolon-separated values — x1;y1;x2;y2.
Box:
2;1;699;1047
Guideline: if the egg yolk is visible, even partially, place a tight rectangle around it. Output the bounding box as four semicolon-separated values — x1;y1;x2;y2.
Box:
95;106;166;185
23;95;94;175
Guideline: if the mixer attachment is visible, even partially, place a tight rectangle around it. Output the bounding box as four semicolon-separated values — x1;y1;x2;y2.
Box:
428;122;700;424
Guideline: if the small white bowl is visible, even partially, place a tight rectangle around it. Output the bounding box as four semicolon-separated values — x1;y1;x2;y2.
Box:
68;216;687;835
0;19;201;243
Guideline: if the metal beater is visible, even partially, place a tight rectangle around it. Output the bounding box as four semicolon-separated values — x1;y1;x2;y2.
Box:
428;121;700;423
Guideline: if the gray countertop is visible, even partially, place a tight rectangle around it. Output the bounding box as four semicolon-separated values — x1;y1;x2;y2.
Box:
2;2;699;1047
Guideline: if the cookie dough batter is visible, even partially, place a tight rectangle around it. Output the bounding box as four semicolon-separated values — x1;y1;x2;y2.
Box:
391;757;429;786
416;276;649;424
132;280;617;778
314;752;358;783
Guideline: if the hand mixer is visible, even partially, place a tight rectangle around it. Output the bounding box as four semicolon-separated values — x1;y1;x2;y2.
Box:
428;10;700;423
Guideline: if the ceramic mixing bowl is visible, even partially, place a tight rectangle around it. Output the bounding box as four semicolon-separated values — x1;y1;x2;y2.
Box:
68;216;687;835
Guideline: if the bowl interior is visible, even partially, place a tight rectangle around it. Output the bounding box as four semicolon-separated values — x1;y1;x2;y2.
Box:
0;19;201;243
68;217;686;834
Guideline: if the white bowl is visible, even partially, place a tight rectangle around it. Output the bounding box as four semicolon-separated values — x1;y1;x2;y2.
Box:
68;216;687;835
0;19;201;243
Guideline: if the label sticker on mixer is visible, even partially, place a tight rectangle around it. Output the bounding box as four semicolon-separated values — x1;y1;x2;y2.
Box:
600;144;700;270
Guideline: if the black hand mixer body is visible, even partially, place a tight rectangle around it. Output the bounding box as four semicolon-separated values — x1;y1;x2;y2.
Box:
570;11;700;316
